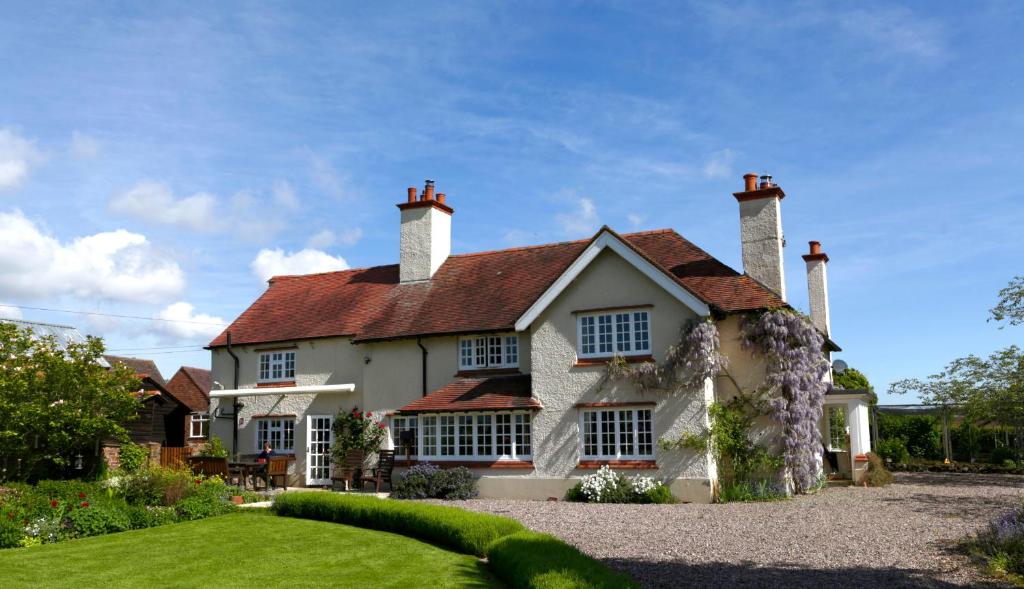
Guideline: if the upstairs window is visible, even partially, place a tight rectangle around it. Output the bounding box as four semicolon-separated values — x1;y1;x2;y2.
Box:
258;350;295;383
459;334;518;370
577;309;651;359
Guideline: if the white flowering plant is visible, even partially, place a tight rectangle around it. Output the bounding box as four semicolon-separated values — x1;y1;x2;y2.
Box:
567;465;674;504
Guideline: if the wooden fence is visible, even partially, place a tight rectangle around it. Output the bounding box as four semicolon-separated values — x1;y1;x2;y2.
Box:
160;446;193;468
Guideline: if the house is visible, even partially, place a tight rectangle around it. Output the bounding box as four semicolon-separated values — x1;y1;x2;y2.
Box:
165;366;213;447
103;355;191;447
207;175;872;499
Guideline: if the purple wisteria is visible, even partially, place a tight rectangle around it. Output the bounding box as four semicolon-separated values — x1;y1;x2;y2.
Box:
607;318;725;393
740;310;830;493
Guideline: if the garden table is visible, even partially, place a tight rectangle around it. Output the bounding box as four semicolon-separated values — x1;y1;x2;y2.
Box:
228;461;267;490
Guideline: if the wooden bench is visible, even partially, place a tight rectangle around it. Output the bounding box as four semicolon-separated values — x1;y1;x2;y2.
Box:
361;450;395;493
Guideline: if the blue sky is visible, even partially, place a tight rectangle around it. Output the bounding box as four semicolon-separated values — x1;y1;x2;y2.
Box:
0;1;1021;403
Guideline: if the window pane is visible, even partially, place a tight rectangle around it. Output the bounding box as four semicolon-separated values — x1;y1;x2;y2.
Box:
600;411;616;456
495;414;512;456
460;340;474;368
515;414;531;457
615;313;632;352
637;410;653;457
476;415;493;456
422;416;437;456
458;415;474;456
598;315;613;354
284;352;295;378
580;316;596;355
259;355;270;381
489;336;503;367
633;312;650;352
440;415;455;456
475;338;486;367
583;412;598;456
829;407;846;450
618;410;635;455
505;336;518;366
283;420;295;451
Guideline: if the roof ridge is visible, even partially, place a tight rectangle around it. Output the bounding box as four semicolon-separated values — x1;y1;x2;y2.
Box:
270;263;399;282
448;228;675;260
1;318;79;329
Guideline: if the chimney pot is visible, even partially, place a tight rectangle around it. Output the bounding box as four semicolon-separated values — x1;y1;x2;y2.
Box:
759;174;773;189
743;173;758;192
809;240;821;255
407;187;417;203
423;180;435;201
436;192;446;204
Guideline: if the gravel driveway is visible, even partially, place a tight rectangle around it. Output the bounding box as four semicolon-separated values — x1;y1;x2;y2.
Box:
450;473;1023;588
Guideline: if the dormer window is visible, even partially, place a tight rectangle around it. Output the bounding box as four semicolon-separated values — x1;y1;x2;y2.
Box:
577;309;651;359
258;350;295;383
459;334;518;370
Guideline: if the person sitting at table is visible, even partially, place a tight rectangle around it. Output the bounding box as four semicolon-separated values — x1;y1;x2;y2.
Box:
254;442;274;489
258;442;275;462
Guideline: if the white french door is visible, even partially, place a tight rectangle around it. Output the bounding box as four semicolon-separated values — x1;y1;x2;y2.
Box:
306;415;333;486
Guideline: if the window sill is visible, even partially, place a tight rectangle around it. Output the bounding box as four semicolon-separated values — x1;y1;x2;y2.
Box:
574;401;656;408
397;459;534;469
574;355;654;367
577;460;657;470
256;381;296;388
454;368;522;378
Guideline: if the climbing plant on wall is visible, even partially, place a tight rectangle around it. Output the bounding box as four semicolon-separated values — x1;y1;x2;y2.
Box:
739;309;831;494
605;318;726;393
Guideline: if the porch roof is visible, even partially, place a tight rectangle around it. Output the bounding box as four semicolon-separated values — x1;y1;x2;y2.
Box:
397;374;541;413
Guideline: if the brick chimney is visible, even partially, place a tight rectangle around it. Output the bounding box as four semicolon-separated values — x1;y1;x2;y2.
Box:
398;180;453;283
802;240;831;337
733;173;787;301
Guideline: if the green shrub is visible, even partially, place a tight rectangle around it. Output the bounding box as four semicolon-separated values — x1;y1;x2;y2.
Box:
175;494;233;520
391;463;478;500
68;504;131;537
195;436;229;458
126;505;179;529
118;443;150;473
992;446;1019;465
876;437;911;464
1003;459;1018;469
717;479;786;503
114;466;200;506
864;452;894;487
0;518;24;548
563;466;675;504
487;531;639;589
273;492;523;556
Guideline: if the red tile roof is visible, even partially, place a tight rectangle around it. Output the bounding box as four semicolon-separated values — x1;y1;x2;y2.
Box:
209;228;783;348
103;355;166;387
397;374;540;413
166;366;211;413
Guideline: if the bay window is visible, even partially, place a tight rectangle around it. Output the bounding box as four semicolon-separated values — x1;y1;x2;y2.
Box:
579;407;654;459
459;334;518;370
258;350;295;383
416;411;531;460
577;309;651;359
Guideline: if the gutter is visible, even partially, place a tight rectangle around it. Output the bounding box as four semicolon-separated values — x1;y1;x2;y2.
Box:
417;338;427;396
225;332;240;459
210;383;356;398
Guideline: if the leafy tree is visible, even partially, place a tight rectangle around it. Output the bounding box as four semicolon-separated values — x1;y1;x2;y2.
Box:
833;367;873;392
991;276;1024;326
0;322;141;481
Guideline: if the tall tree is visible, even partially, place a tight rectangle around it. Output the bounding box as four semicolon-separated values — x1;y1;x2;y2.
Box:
0;323;141;481
991;276;1024;326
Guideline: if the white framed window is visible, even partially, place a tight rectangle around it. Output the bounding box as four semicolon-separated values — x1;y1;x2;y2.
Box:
458;334;519;370
827;406;847;451
391;416;418;456
189;413;209;438
258;350;296;383
417;411;531;461
579;407;654;459
256;418;295;453
576;309;651;359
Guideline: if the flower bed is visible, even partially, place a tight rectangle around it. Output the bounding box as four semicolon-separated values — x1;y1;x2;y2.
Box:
391;463;478;500
968;497;1024;582
564;466;675;504
0;466;244;549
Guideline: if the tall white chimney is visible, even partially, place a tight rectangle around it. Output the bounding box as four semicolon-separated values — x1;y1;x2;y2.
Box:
802;240;831;337
398;180;452;283
733;173;787;301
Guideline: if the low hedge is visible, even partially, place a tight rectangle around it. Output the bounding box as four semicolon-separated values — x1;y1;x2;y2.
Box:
272;492;523;556
488;531;639;589
272;492;635;588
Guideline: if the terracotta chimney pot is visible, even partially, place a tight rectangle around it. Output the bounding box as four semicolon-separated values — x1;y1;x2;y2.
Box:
424;182;435;201
809;240;821;255
407;187;417;203
743;173;758;192
436;193;446;204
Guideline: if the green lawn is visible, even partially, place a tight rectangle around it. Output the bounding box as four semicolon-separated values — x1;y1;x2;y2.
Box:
0;511;499;588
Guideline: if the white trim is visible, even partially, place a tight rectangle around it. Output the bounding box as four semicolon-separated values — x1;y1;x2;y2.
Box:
210;383;356;398
416;410;532;461
514;230;710;331
577;406;655;460
576;308;652;359
257;350;295;383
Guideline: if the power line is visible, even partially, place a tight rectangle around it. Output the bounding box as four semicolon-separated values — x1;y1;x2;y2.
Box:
0;304;228;326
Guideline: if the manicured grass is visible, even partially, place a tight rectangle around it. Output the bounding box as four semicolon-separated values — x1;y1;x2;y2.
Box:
0;511;497;589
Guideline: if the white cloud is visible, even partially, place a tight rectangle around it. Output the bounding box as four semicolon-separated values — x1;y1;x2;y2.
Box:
0;303;22;319
152;301;225;340
306;229;335;249
337;227;363;246
556;197;600;236
308;152;349;199
251;248;349;282
703;148;736;179
0;129;44;192
110;181;218;231
272;180;299;209
0;209;185;303
626;213;645;230
70;131;101;159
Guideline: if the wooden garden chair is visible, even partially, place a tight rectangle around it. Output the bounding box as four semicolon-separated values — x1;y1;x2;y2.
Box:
331;449;364;491
266;456;289;490
360;450;395;493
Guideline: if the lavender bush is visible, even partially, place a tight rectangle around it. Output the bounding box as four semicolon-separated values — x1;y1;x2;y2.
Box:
740;310;830;493
971;499;1024;578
